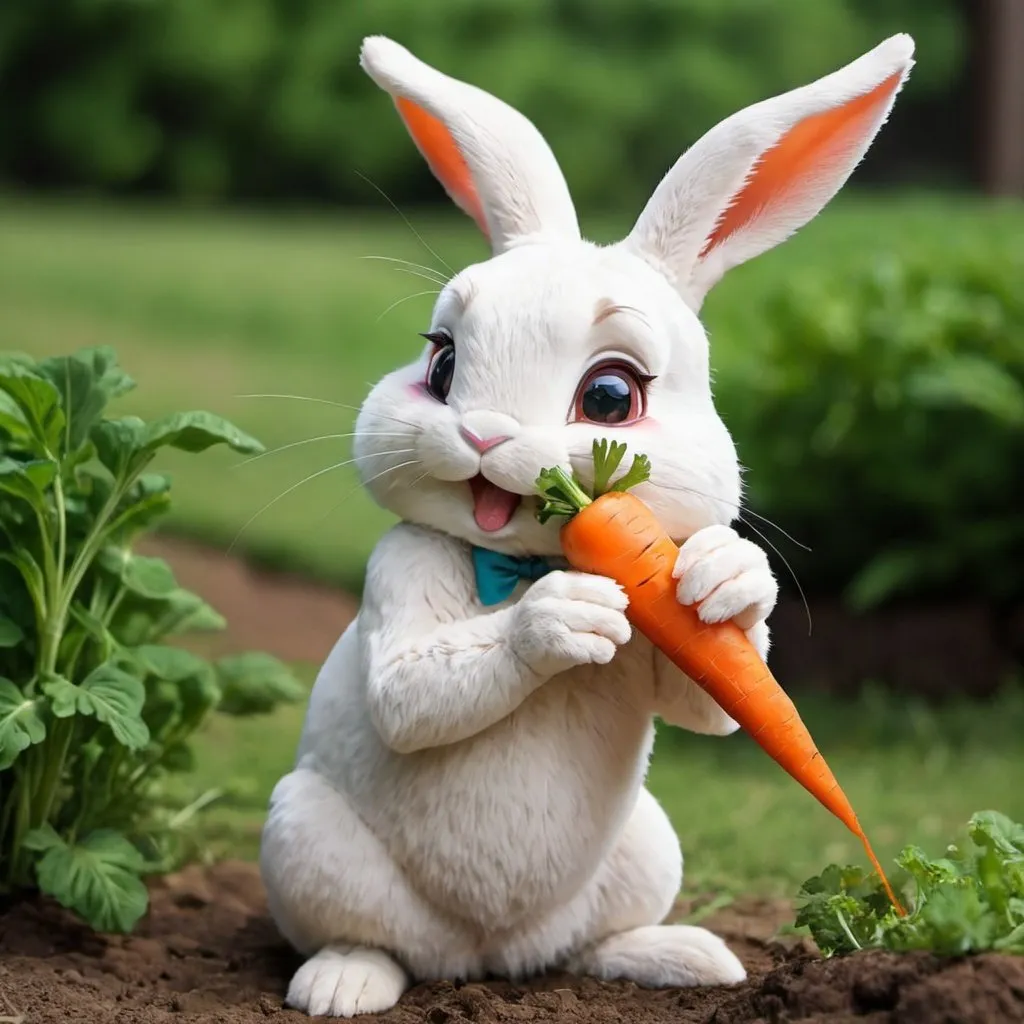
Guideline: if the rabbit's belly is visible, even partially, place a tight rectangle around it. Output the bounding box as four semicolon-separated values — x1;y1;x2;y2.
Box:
371;665;657;929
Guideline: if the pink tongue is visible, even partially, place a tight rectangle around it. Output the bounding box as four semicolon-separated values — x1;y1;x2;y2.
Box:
470;475;521;532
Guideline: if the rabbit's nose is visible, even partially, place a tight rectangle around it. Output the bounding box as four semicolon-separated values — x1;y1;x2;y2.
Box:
461;428;510;453
460;411;519;454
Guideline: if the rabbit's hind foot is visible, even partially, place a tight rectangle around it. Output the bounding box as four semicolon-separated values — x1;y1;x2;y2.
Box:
568;923;746;988
284;945;408;1018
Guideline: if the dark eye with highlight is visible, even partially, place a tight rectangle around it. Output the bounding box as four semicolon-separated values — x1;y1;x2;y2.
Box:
573;363;647;425
422;332;455;402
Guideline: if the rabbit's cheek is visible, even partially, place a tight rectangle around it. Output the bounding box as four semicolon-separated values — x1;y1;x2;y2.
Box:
482;434;566;496
417;427;479;483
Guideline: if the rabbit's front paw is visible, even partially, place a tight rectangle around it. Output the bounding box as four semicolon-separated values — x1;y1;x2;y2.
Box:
510;570;631;677
673;525;777;631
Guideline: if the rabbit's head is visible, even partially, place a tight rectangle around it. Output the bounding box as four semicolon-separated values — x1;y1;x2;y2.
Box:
354;34;914;556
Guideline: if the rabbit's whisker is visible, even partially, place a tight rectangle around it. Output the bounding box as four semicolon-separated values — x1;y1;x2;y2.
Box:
734;515;813;637
234;431;409;469
656;479;811;552
234;394;420;431
229;450;415;553
361;255;449;286
652;477;813;635
393;267;451;287
353;170;455;277
312;457;422;527
376;289;443;323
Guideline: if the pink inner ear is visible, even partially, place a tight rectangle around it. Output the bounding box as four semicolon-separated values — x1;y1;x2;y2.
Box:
699;71;904;259
395;96;490;242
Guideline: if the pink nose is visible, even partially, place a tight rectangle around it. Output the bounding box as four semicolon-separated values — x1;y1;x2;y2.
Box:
460;428;511;454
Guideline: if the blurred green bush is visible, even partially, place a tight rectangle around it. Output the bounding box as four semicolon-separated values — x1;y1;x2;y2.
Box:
719;236;1024;614
0;0;962;211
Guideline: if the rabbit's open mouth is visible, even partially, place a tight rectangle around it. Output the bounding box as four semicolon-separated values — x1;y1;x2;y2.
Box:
468;474;522;533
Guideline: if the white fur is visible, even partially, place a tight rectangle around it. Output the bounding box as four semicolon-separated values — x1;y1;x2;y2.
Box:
261;32;914;1017
360;36;580;252
622;34;915;309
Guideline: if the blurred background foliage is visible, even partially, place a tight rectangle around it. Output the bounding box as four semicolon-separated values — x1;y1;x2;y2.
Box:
1;0;966;211
720;221;1024;616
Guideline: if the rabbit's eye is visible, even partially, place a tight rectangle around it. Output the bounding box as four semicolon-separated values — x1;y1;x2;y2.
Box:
573;364;645;425
426;343;455;402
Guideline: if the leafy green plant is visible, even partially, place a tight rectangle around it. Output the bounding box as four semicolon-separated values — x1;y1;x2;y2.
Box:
718;241;1024;614
793;810;1024;956
0;345;303;933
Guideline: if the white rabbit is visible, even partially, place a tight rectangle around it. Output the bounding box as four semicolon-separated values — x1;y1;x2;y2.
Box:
260;33;914;1017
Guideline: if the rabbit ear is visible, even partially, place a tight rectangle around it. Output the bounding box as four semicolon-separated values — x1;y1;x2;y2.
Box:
620;34;915;310
360;36;580;253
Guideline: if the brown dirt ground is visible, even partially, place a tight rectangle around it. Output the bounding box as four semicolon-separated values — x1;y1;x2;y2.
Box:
3;861;1023;1024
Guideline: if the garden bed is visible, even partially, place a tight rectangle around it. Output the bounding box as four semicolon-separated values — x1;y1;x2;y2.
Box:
2;860;1022;1024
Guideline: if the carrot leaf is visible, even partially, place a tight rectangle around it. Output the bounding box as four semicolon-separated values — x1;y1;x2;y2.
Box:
591;438;627;495
610;451;652;493
535;440;652;523
535;466;592;523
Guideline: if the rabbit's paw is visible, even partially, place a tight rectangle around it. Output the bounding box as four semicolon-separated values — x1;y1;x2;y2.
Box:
571;924;746;988
511;570;631;677
673;525;777;631
285;945;408;1018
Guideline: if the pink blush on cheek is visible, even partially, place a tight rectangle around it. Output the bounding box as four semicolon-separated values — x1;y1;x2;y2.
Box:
622;416;658;431
406;382;428;399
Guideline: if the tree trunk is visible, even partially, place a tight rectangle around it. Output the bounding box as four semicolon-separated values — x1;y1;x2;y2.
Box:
980;0;1024;196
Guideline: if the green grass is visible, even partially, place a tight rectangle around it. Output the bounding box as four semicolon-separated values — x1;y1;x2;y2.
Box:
181;674;1024;897
3;191;1022;589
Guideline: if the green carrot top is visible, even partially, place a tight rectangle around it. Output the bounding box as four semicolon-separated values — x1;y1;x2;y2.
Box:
535;439;652;523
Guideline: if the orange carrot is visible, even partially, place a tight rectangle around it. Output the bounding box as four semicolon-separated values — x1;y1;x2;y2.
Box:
536;440;903;913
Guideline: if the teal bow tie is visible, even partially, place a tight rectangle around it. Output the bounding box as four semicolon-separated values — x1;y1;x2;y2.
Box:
471;546;558;606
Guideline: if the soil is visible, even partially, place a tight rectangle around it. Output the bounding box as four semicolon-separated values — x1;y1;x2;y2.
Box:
3;861;1023;1024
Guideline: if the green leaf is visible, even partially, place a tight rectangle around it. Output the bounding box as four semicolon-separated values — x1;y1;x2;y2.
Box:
609;452;653;493
39;345;134;403
131;644;211;684
969;810;1024;857
165;589;226;634
140;411;263;457
591;439;627;496
0;456;57;506
43;665;149;749
36;350;112;451
0;614;24;647
0;677;46;769
92;416;146;477
0;362;64;454
22;822;62;852
0;389;29;441
31;828;149;933
215;652;304;715
107;472;172;538
98;548;177;599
